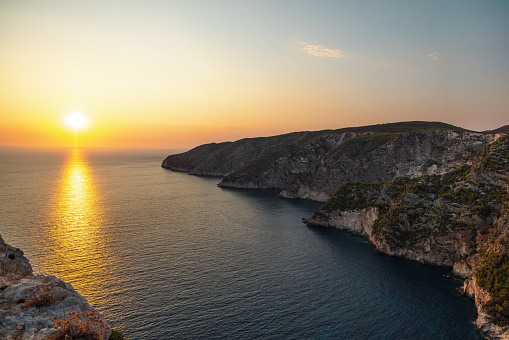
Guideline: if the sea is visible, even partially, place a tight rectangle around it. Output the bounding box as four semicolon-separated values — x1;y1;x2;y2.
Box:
0;147;482;339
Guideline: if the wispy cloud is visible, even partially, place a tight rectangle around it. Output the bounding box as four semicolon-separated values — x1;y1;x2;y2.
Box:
427;52;440;61
301;42;344;58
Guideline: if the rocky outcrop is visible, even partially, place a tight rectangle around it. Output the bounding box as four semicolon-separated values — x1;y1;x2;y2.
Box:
372;229;477;267
305;165;500;266
163;129;356;185
281;129;494;201
1;234;33;277
0;235;112;340
306;134;509;339
463;277;509;340
308;207;378;238
453;254;481;278
162;122;495;200
161;122;508;339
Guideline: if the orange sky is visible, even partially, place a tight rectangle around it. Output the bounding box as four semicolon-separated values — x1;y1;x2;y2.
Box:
1;1;508;150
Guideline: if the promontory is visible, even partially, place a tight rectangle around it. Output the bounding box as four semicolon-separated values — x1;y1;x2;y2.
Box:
162;121;509;339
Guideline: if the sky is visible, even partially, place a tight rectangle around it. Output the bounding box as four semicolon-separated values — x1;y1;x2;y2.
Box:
1;0;508;149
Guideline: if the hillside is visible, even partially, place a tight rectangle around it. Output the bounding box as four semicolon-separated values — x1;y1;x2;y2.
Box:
484;125;509;134
306;134;509;338
162;121;494;201
162;121;509;338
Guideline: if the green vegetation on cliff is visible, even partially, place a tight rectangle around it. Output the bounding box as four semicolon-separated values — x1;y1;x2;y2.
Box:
319;182;383;212
308;132;509;332
311;134;509;251
476;252;509;326
476;133;509;173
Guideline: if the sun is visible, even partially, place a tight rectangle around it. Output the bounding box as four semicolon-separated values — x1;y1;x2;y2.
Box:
64;111;89;132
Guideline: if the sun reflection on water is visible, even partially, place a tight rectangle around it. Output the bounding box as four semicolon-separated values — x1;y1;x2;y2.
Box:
42;148;114;304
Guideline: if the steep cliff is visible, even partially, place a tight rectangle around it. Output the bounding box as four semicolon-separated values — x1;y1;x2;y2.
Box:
162;129;354;182
280;129;494;201
162;122;508;338
162;122;495;201
0;235;114;340
306;133;509;338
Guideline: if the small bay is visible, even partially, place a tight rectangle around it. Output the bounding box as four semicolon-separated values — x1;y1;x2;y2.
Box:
0;148;481;339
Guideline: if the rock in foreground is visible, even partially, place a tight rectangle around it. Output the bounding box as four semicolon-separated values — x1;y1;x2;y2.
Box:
0;235;112;340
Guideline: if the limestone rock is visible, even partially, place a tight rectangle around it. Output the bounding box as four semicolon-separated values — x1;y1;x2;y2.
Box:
306;207;378;238
281;129;495;201
462;277;509;340
453;254;481;278
305;134;509;339
0;237;33;278
0;235;111;340
162;122;495;201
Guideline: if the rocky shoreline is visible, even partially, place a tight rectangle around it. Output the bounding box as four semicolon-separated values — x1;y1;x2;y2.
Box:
305;133;509;339
0;234;119;340
162;122;495;202
163;122;509;339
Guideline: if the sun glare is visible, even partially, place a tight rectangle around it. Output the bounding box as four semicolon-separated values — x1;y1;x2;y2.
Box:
64;111;90;132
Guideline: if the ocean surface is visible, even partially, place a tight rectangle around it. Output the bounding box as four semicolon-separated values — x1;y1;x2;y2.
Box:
0;147;482;339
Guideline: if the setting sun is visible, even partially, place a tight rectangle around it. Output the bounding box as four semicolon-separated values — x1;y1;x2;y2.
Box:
64;111;90;132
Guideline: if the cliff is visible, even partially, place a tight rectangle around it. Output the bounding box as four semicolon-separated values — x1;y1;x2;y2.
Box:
306;133;509;339
162;122;495;201
280;128;494;201
162;121;508;338
0;235;114;340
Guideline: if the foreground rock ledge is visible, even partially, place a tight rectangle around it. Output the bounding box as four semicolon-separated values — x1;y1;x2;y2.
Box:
0;234;112;340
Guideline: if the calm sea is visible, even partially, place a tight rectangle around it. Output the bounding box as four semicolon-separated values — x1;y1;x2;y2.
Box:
0;148;481;339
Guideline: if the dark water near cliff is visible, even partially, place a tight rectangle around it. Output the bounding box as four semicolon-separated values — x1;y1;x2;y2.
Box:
0;148;482;339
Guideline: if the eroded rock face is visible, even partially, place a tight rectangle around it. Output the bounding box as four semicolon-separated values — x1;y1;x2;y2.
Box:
462;277;509;340
453;254;481;278
0;235;111;340
371;230;477;266
0;236;33;278
281;130;495;201
162;122;495;201
476;307;509;340
306;207;378;238
305;134;509;339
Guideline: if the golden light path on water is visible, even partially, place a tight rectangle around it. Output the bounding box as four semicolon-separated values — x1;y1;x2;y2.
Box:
42;149;115;306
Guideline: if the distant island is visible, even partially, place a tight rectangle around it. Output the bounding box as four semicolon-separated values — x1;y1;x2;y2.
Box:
163;121;509;339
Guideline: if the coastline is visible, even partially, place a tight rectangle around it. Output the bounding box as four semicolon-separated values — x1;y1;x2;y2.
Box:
161;128;509;339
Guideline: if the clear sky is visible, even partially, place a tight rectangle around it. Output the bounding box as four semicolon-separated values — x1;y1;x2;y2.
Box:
1;0;508;149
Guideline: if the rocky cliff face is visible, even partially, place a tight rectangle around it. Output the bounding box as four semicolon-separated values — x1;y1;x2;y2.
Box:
306;133;509;339
308;206;379;237
463;277;509;340
305;166;499;266
162;129;355;184
1;234;32;277
280;129;494;201
162;122;508;339
0;235;112;340
162;122;495;201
